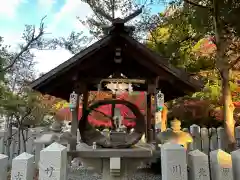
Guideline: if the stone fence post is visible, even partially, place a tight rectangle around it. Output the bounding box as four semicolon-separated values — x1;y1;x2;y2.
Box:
0;154;8;180
188;150;210;180
38;142;67;180
231;149;240;180
161;143;187;180
209;128;218;151
201;128;209;154
217;127;227;151
190;124;201;150
210;149;233;180
11;152;35;180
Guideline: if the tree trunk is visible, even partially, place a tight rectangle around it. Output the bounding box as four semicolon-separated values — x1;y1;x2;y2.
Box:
21;128;27;152
17;129;21;155
212;0;236;152
221;68;236;152
6;117;12;158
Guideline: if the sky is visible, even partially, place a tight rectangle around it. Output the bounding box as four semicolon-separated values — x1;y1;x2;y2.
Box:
0;0;167;75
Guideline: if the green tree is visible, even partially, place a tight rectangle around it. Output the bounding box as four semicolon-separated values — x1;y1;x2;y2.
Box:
148;1;240;151
0;16;68;155
179;0;240;151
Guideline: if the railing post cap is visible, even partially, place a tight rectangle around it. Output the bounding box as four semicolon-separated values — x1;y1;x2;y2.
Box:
189;149;207;156
14;152;34;160
0;154;8;159
41;142;67;152
161;142;185;150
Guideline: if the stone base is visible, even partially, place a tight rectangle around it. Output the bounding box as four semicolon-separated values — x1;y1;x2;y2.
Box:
67;166;162;180
67;142;159;179
110;131;127;144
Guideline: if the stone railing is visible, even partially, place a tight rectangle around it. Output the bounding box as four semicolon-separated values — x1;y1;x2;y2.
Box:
0;124;240;179
1;142;68;180
160;142;239;180
179;124;240;154
0;142;239;180
0;126;80;164
0;124;239;163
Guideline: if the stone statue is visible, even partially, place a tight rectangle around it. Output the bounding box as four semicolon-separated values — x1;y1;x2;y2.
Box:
59;131;77;145
50;120;63;132
113;115;126;132
114;116;120;131
157;118;193;149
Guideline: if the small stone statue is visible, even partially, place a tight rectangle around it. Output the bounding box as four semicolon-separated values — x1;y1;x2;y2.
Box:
50;121;63;132
157;118;193;149
59;131;77;144
113;115;126;132
114;116;120;131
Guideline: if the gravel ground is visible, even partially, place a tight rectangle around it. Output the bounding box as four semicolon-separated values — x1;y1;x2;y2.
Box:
68;167;162;180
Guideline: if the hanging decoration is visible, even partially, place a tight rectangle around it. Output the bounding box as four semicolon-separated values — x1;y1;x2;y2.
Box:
98;77;145;95
106;81;133;95
69;91;78;111
155;90;164;112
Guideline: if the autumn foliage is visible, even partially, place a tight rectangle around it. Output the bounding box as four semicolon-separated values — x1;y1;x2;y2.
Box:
170;97;240;128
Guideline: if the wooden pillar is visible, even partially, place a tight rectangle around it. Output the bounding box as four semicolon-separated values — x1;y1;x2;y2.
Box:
70;84;80;151
161;106;167;132
151;93;156;141
147;78;159;142
152;77;159;139
146;93;152;143
82;84;89;124
147;81;156;143
70;82;88;151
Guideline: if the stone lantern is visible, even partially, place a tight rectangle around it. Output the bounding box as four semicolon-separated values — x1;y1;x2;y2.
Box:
157;118;193;149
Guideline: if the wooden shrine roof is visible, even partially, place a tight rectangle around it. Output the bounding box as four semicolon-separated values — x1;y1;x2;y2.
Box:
30;32;203;101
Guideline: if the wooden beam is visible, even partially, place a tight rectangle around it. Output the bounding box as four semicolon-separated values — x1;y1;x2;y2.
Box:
100;78;146;84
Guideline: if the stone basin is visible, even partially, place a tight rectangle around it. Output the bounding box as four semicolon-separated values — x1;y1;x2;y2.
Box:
67;143;160;180
68;143;156;158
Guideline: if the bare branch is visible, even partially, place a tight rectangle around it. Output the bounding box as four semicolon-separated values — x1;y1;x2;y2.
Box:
122;7;143;23
87;0;113;22
20;107;32;125
0;16;47;73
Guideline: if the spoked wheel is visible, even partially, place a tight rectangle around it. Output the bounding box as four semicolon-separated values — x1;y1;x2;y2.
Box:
78;99;146;148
